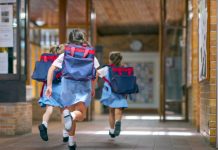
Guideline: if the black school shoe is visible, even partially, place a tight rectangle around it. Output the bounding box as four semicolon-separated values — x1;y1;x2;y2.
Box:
68;143;77;150
114;121;121;136
63;136;69;142
109;130;116;138
38;124;48;141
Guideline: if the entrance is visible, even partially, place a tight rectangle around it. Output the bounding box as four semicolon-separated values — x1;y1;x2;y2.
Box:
159;0;188;121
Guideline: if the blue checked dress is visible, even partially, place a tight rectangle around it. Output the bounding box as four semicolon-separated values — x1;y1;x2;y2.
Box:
100;72;128;108
38;82;64;108
51;53;99;108
59;77;92;107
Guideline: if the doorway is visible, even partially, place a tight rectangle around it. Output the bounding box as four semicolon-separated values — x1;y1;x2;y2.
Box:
159;0;188;121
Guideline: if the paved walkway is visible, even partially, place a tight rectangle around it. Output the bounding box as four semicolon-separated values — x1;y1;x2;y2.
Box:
0;115;216;150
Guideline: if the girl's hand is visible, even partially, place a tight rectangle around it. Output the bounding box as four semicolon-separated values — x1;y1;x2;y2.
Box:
45;87;52;98
91;89;95;97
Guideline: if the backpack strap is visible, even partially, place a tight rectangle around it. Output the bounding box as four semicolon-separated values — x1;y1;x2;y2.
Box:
70;47;76;56
65;45;95;58
102;77;112;86
55;71;62;79
83;48;90;58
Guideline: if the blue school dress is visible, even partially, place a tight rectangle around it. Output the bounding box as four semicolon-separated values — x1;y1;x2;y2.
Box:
100;73;128;108
38;82;64;108
60;77;92;107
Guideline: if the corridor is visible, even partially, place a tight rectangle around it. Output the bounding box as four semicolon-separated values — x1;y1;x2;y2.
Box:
0;115;215;150
0;0;218;149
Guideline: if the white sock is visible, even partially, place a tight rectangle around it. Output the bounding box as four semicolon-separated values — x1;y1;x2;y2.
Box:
109;128;115;134
42;121;48;128
63;129;68;137
68;136;75;146
70;112;76;120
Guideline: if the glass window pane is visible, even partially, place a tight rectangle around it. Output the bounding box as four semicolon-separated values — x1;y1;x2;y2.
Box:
20;0;26;75
164;28;185;120
0;2;17;74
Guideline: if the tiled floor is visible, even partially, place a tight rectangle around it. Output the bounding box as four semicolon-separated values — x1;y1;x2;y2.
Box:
0;115;216;150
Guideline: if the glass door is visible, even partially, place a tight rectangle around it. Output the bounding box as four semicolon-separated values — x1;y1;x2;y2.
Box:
159;0;188;121
164;27;186;121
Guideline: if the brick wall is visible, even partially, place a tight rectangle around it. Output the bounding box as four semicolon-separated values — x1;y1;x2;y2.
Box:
191;0;200;129
0;102;32;136
207;0;217;144
191;0;217;145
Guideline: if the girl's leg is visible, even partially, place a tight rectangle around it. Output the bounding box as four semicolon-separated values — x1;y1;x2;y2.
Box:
63;102;86;131
109;108;115;129
114;108;123;136
115;108;123;121
64;102;86;148
39;105;53;141
68;121;77;150
108;108;116;138
67;106;77;137
60;108;69;142
71;102;87;121
42;105;53;125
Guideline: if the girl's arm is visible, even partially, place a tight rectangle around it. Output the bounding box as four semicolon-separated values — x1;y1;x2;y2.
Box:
91;72;99;97
45;65;57;98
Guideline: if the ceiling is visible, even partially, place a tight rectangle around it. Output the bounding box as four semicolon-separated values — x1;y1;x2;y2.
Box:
30;0;86;27
30;0;186;35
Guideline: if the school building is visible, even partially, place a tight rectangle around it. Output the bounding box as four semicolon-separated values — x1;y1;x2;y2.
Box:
0;0;218;149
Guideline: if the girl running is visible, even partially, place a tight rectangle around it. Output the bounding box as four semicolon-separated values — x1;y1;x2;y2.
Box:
97;52;128;138
38;44;69;142
46;29;99;150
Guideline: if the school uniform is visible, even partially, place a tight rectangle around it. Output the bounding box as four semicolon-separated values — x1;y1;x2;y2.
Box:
98;66;128;108
52;53;100;107
38;82;64;108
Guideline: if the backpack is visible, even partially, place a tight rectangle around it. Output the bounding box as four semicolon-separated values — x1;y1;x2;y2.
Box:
62;44;96;81
31;53;62;83
103;65;139;94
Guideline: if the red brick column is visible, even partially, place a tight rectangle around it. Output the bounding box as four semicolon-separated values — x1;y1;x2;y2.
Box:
207;0;217;144
191;0;217;145
191;0;200;130
0;103;32;136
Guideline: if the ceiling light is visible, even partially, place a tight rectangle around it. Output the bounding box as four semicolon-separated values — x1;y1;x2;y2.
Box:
35;19;45;27
20;12;26;19
91;11;96;20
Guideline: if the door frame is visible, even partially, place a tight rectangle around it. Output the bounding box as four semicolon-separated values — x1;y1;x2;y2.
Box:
216;0;218;148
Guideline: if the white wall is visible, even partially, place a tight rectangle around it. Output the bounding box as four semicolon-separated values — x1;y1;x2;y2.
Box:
122;52;160;109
